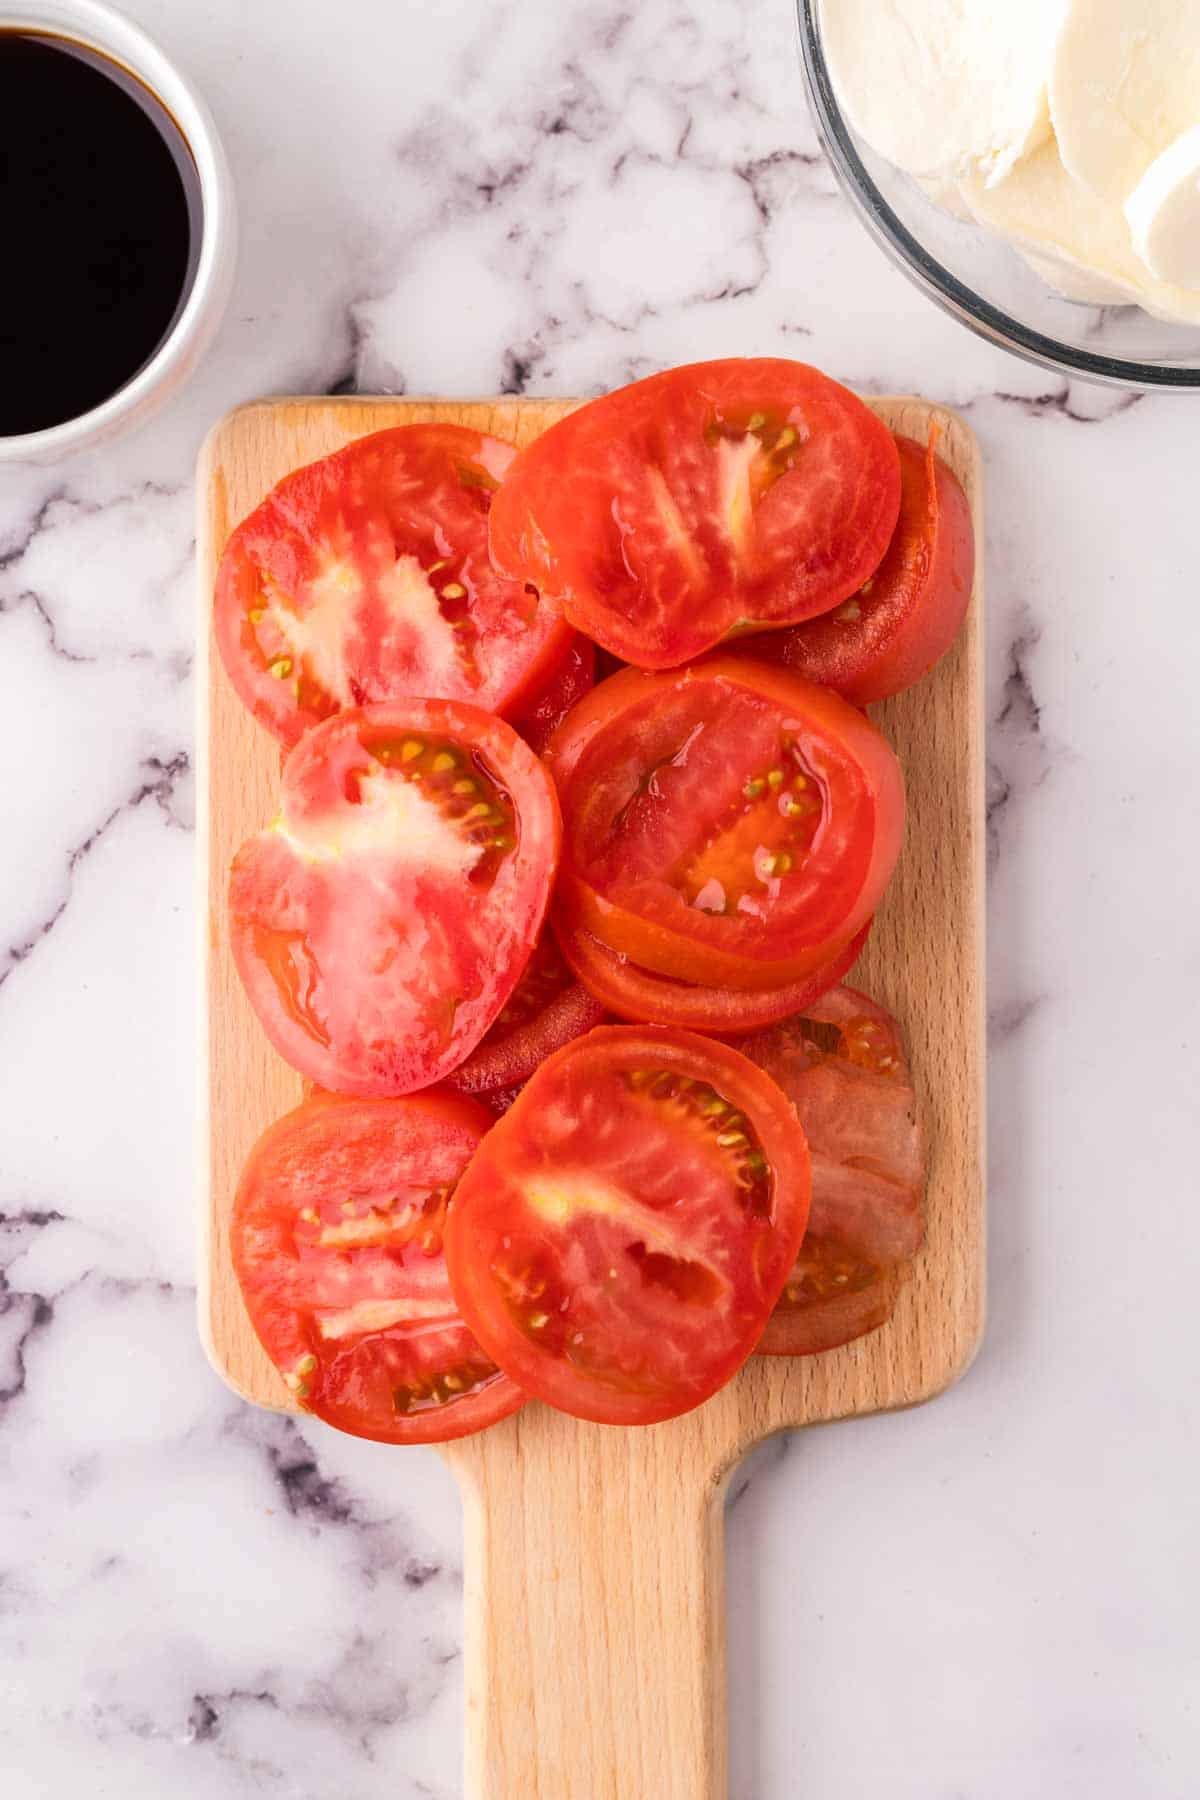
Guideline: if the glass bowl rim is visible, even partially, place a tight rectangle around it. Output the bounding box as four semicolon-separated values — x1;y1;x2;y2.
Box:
796;0;1200;392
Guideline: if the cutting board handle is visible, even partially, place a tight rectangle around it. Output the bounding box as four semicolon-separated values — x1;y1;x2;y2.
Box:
445;1403;737;1800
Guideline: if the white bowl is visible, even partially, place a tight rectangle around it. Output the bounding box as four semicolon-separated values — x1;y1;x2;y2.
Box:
0;0;236;462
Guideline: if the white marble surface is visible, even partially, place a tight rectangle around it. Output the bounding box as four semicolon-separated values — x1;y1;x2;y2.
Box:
1;1;1197;1794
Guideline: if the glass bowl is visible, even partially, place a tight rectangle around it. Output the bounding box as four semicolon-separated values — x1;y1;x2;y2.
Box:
797;0;1200;390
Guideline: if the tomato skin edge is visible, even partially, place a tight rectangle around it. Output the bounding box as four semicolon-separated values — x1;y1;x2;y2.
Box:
740;431;975;706
444;978;606;1098
553;915;871;1033
755;1261;908;1356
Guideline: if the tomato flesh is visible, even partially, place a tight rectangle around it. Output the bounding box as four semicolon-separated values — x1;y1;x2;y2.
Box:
232;1090;525;1444
215;424;570;747
488;359;901;668
444;1026;811;1424
229;700;560;1096
510;632;596;755
744;430;974;705
445;929;605;1099
737;986;925;1355
548;658;904;991
554;915;870;1034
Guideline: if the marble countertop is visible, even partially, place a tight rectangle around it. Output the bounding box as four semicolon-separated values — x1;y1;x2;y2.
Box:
2;1;1196;1794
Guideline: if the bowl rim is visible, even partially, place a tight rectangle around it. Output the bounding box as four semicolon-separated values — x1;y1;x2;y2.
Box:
796;0;1200;392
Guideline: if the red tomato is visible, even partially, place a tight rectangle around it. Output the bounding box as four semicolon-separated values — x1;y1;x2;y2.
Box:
444;1025;811;1424
214;424;570;747
473;1081;525;1119
444;929;605;1099
229;700;560;1096
737;986;925;1355
744;430;974;705
488;359;901;668
232;1089;526;1444
554;915;871;1034
510;633;595;755
546;658;904;991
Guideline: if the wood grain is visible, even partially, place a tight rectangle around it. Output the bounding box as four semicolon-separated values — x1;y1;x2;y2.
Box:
197;394;985;1799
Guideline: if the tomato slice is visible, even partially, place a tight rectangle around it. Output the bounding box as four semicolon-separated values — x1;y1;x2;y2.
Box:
736;986;925;1355
232;1089;526;1444
744;430;974;705
510;632;596;755
444;1026;811;1424
444;929;605;1100
229;700;561;1096
214;424;571;747
547;657;904;991
554;915;871;1034
488;359;901;668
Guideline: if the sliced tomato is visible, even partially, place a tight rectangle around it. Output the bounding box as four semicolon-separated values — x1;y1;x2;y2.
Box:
554;915;870;1034
444;929;605;1100
488;359;901;668
510;633;595;755
547;657;904;991
744;430;974;705
473;1081;525;1119
229;700;560;1096
444;1025;811;1424
214;424;571;747
232;1089;525;1444
736;986;925;1355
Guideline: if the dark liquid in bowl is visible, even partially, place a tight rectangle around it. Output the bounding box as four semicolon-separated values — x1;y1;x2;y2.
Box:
0;31;202;436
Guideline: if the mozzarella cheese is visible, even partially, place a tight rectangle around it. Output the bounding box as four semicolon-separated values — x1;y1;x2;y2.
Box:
961;139;1200;323
824;0;1200;325
1125;123;1200;288
1050;1;1200;204
1016;247;1140;307
916;174;975;223
820;0;1062;186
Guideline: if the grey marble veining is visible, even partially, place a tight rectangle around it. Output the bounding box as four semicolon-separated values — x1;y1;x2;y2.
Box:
2;1;1198;1795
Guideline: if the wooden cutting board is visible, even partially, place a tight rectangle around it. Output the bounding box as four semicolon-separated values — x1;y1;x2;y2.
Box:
197;394;985;1800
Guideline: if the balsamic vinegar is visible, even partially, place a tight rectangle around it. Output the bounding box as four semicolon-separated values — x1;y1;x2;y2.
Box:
0;30;202;435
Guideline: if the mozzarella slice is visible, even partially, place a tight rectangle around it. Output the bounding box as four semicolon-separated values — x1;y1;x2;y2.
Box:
916;173;975;222
820;0;1063;185
1050;0;1200;205
1125;124;1200;288
961;137;1200;323
1017;248;1141;306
